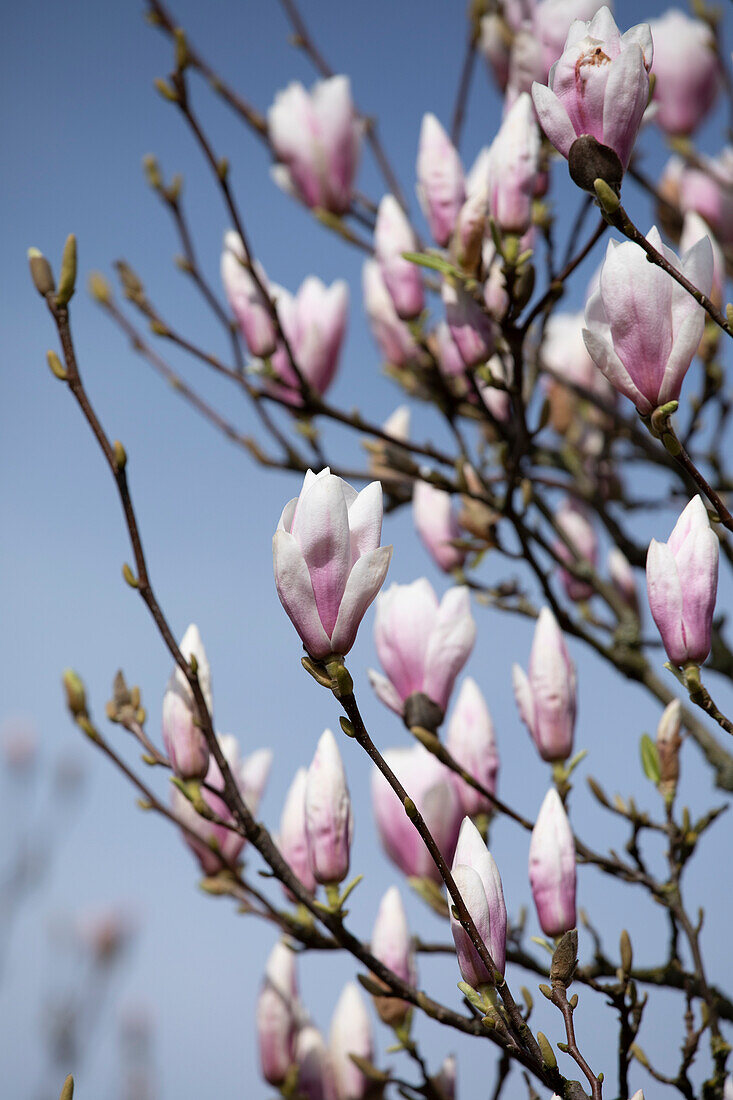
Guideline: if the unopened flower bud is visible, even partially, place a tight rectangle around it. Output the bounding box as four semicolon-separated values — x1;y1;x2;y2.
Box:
647;497;719;667
257;941;299;1086
656;699;682;799
445;677;499;817
450;817;507;982
329;983;374;1100
305;729;353;885
412;480;466;573
529;788;576;936
513;608;577;763
278;767;317;898
370;886;416;1026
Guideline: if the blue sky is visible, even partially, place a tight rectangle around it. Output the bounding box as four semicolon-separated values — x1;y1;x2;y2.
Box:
3;0;733;1096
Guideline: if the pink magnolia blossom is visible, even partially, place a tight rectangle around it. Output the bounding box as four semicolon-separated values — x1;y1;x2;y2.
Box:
371;745;462;882
416;114;465;246
268;75;360;214
278;767;317;898
450;817;507;984
647;497;719;666
268;276;348;405
220;232;277;358
445;677;500;817
541;310;616;403
487;93;540;235
305;729;353;885
257;941;300;1086
162;623;212;781
554;499;599;602
374;195;424;319
680;211;725;308
370;886;416;1024
531;7;652;171
369;579;476;720
608;547;638;614
296;1026;338;1100
454;147;491;269
273;469;392;659
171;736;272;874
661;151;733;247
329;983;374;1100
362;259;421;367
513;607;577;762
649;11;719;136
529;787;577;936
412;480;466;574
442;279;494;368
433;1056;457;1100
583;228;713;414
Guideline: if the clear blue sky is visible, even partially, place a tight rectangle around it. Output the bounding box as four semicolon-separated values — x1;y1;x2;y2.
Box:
3;0;732;1096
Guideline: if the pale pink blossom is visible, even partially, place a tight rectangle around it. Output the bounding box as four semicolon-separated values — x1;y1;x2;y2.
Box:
268;277;348;405
162;623;212;781
369;579;476;720
513;608;577;762
371;745;462;882
362;260;421;367
268;76;360;214
416;114;465;246
220;232;276;358
450;817;507;983
305;729;353;885
529;788;577;935
273;469;392;659
375;195;424;319
531;7;652;171
412;481;466;573
583;228;713;414
649;11;719;136
647;497;719;666
278;767;317;898
445;677;500;817
329;983;373;1100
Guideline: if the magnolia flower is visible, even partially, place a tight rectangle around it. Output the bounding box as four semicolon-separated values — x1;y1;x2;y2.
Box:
257;941;300;1086
554;499;598;602
362;260;421;367
370;887;416;1025
329;983;374;1100
583;228;713;414
442;280;494;368
680;212;725;309
162;623;212;781
529;788;577;936
487;93;540;235
660;151;733;247
171;736;272;874
220;232;276;358
608;547;638;614
531;7;652;175
268;277;348;405
647;497;719;667
412;481;466;573
369;579;476;722
295;1025;338;1100
445;677;500;817
268;75;360;214
371;744;462;882
649;11;719;136
305;729;353;885
513;608;577;762
278;767;317;898
450;817;507;984
375;195;424;319
416;114;465;246
273;469;392;659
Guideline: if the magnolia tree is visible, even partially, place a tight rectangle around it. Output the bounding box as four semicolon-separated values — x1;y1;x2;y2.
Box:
28;0;733;1097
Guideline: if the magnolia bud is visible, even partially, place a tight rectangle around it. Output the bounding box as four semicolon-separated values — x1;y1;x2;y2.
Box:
305;729;353;885
329;983;374;1100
